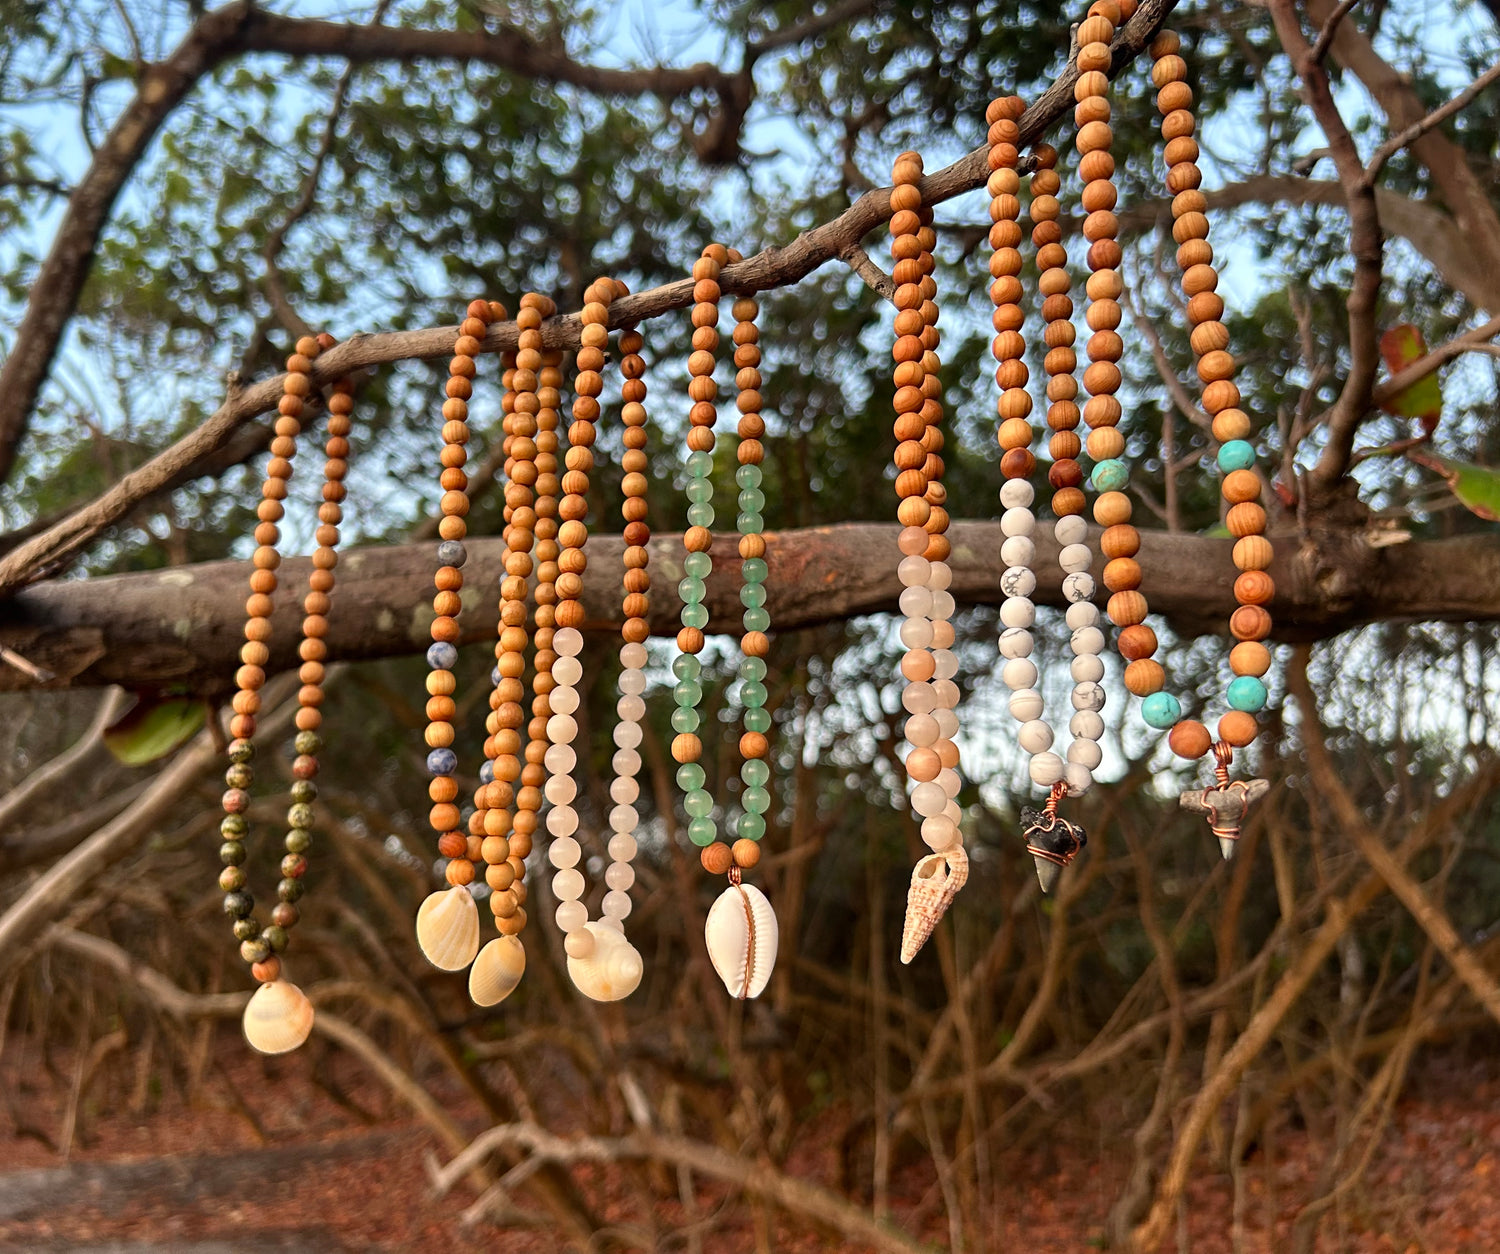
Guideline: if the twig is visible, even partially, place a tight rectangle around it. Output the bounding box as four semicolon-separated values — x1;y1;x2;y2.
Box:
0;686;129;832
1368;312;1500;409
1310;0;1362;64
0;643;55;682
838;242;895;300
1363;57;1500;185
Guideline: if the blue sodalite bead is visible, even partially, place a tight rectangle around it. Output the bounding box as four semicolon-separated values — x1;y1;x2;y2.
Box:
427;747;458;776
427;641;458;670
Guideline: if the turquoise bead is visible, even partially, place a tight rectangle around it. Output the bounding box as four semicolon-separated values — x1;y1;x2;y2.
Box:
737;512;763;535
1091;459;1129;492
739;657;767;683
742;785;770;814
686;450;713;478
740;582;766;608
736;812;766;841
742;607;770;633
673;654;701;681
684;789;714;818
741;758;769;787
688;816;718;847
1227;675;1268;712
684;551;712;579
740;679;768;708
676;763;705;791
671;706;700;733
687;502;714;527
1217;439;1256;472
744;707;771;733
738;487;765;513
735;464;761;489
1141;691;1181;729
679;576;706;603
741;557;768;583
673;679;702;707
686;477;714;503
682;603;709;629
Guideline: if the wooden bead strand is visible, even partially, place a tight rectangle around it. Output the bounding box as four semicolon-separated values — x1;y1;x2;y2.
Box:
892;152;969;966
227;330;350;1056
673;244;780;1001
544;277;647;1003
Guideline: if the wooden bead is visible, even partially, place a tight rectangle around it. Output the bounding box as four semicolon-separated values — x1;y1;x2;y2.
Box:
1212;409;1252;442
1103;557;1141;591
1203;380;1241;414
1168;720;1212;759
1197;350;1235;383
1233;534;1273;571
1118;623;1158;661
1218;711;1258;748
1226;502;1266;537
1052;487;1086;517
673;733;703;763
1230;605;1272;642
1108;590;1148;626
1235;570;1275;605
1088;427;1125;460
1094;491;1132;526
1101;524;1139;558
701;842;734;875
1222;469;1261;504
740;732;769;759
1230;641;1273;677
732;838;762;869
1123;659;1165;696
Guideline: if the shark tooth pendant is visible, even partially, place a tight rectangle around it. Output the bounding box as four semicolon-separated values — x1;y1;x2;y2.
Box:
900;846;968;964
1022;805;1087;893
1180;777;1270;859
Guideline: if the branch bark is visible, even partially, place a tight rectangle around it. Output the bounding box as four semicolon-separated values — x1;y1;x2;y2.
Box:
4;520;1500;693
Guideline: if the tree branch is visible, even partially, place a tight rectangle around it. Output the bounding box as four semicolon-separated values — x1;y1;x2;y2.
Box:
1310;0;1362;65
1362;56;1500;185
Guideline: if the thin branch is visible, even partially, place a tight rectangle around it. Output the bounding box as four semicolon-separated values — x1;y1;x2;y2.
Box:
837;241;895;300
0;686;130;832
1310;0;1362;64
1368;313;1500;409
1362;56;1500;184
743;0;878;59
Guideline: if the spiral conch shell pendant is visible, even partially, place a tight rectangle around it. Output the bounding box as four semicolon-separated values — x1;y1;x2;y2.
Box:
900;845;968;964
705;881;778;999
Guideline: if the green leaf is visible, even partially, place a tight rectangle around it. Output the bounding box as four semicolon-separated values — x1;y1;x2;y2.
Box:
1406;449;1500;522
1378;325;1443;425
103;696;207;765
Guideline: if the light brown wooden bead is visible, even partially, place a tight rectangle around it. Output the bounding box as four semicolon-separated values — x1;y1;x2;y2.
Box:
1094;491;1132;526
672;733;702;763
701;842;734;875
1182;264;1218;297
1087;427;1125;460
1227;502;1266;537
1222;469;1261;504
732;838;762;869
1101;524;1140;558
1077;14;1115;45
1123;659;1165;696
1231;605;1272;642
1212;409;1252;442
1197;349;1236;383
1108;590;1148;626
1218;711;1258;748
1103;557;1141;592
1074;70;1109;101
1053;487;1086;517
1077;41;1112;72
1157;81;1194;114
1203;380;1241;414
1230;640;1273;677
1190;321;1230;355
1168;720;1212;759
1118;624;1158;661
740;731;769;760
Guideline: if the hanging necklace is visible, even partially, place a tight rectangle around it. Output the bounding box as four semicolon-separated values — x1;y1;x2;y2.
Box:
673;243;779;1000
890;151;969;965
545;276;648;1002
1073;4;1273;854
226;331;349;1054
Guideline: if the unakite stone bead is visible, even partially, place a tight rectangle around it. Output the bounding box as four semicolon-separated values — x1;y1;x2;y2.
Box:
679;576;706;603
736;812;766;841
1227;675;1268;712
264;924;289;952
676;763;705;791
742;607;771;633
735;463;761;489
1091;459;1129;492
741;758;770;787
220;841;246;866
221;815;247;839
740;679;768;708
290;780;316;804
285;829;312;854
1141;691;1181;729
673;654;701;681
687;502;714;527
684;551;712;579
293;731;321;756
682;603;709;629
744;707;771;733
742;785;770;814
687;816;717;846
673;679;702;707
741;557;768;584
671;706;700;733
287;803;314;830
684;789;713;818
1217;440;1256;472
739;657;767;682
233;918;259;941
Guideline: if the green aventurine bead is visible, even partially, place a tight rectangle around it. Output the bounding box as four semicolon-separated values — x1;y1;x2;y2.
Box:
687;502;714;527
682;603;709;629
688;816;717;846
684;789;713;818
673;679;703;707
679;576;706;603
742;785;770;814
736;812;766;841
739;656;767;682
735;463;761;489
686;450;713;477
742;607;771;633
744;707;771;733
1091;459;1129;492
673;654;701;680
671;706;700;733
738;487;765;513
686;477;714;503
741;758;770;787
740;679;768;708
736;513;763;535
684;550;712;579
740;582;766;608
741;557;768;583
677;763;706;791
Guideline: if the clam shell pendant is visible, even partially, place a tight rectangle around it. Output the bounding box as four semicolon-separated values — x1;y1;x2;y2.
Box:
415;884;480;971
242;979;314;1055
469;935;526;1006
566;921;644;1002
705;881;778;1000
899;845;968;964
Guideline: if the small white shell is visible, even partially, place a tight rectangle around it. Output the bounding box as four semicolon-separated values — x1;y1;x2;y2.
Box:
705;882;778;1000
415;885;480;971
242;979;314;1055
566;921;644;1002
900;845;968;964
468;935;526;1007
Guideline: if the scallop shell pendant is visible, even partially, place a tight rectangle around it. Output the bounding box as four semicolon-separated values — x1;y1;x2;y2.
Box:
469;935;526;1007
566;921;644;1002
705;881;778;1000
415;884;480;971
242;979;314;1055
899;845;968;964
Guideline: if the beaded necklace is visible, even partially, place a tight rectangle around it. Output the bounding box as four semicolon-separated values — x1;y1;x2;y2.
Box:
1073;2;1273;853
672;243;779;1000
226;331;349;1055
545;277;649;1002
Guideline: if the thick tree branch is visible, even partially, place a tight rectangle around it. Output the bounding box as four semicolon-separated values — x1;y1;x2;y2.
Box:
4;519;1498;693
0;0;1179;600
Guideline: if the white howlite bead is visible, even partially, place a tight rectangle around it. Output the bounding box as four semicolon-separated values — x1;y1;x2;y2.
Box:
1070;710;1105;740
546;713;578;746
1064;763;1094;795
602;890;632;920
604;861;635;891
555;899;588;934
1018;719;1054;753
544;743;576;775
1000;597;1035;629
1029;751;1065;787
549;684;580;716
618;667;646;695
921;815;960;851
607;832;637;862
899;616;934;650
931;678;960;708
899;586;933;618
934;707;959;739
1071;681;1106;712
1000;566;1037;598
1059;543;1093;574
1002;658;1039;692
554;627;583;657
548;835;582;868
1000;536;1035;569
911;780;948;817
1070;626;1106;656
928;561;953;592
943;798;962;824
620;641;648;669
614;720;643;749
617;693;646;723
1000;478;1035;508
610;804;639;833
1009;688;1044;721
930;588;955;618
552;867;585;901
1071;654;1105;684
1067;739;1103;769
999;627;1034;659
904;712;939;746
547;804;579;837
552;656;583;686
544;773;577;805
1001;507;1036;537
609;776;639;805
898;554;931;587
936;766;962;797
1054;515;1087;545
1062;572;1096;603
1065;601;1099;629
613;748;641;778
902;681;937;715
